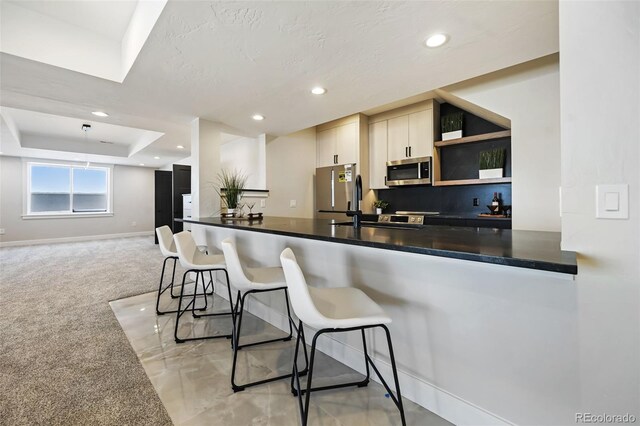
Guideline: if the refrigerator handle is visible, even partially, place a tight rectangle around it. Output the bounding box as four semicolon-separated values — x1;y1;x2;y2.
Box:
331;169;335;209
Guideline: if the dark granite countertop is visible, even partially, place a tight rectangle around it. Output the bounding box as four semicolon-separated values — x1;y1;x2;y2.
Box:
179;216;577;275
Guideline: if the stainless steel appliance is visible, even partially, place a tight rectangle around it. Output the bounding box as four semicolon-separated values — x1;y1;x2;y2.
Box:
377;213;425;227
386;156;432;186
316;163;358;220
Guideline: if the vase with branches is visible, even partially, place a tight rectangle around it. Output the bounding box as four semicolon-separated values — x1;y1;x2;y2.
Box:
216;169;247;215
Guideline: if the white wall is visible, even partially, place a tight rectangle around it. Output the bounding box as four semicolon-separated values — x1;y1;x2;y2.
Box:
559;0;639;418
443;54;561;231
263;128;316;218
0;156;154;244
220;136;266;189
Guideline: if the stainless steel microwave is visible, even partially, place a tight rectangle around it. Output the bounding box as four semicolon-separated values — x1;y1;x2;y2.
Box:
386;156;432;186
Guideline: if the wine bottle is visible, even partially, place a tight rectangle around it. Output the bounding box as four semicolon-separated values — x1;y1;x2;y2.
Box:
492;192;500;214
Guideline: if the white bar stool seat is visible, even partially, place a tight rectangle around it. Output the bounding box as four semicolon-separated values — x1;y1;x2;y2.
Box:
221;238;306;392
280;247;406;426
172;231;235;343
305;286;391;329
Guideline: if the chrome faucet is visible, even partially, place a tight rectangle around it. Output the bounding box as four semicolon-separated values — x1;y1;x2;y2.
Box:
348;174;363;228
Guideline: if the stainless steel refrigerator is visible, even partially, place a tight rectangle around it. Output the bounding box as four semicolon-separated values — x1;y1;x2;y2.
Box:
315;163;357;221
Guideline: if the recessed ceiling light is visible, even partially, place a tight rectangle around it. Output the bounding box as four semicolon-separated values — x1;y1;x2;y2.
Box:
154;156;160;160
252;114;265;121
177;145;184;149
311;87;326;95
139;163;145;166
425;33;448;48
92;111;109;117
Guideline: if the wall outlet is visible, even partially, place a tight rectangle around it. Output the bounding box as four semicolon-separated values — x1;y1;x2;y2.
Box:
289;199;297;208
260;199;266;208
473;198;479;207
131;221;137;227
0;228;5;235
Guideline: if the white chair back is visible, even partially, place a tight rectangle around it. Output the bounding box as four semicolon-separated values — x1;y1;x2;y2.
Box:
156;226;176;257
173;231;198;269
221;238;252;292
280;248;326;329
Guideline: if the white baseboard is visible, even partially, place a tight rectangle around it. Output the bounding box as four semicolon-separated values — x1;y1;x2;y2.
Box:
0;231;154;247
213;284;513;426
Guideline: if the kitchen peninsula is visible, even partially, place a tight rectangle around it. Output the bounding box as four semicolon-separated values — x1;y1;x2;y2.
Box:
183;215;578;424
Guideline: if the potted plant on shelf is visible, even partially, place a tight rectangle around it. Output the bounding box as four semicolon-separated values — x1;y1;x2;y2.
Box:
216;169;247;216
372;199;389;215
441;111;464;141
479;148;506;179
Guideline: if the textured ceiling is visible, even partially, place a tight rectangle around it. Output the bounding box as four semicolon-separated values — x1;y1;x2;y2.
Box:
0;0;559;166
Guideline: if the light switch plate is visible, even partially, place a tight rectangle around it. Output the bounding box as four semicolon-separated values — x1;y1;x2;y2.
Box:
596;184;629;219
289;199;297;208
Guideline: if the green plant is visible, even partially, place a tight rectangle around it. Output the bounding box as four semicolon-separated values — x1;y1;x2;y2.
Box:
479;149;506;170
441;112;464;133
216;169;247;210
372;199;389;210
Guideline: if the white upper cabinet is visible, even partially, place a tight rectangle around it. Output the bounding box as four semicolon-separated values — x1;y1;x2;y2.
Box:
336;122;358;165
316;127;337;168
369;121;388;189
316;122;358;167
408;109;433;158
387;115;409;162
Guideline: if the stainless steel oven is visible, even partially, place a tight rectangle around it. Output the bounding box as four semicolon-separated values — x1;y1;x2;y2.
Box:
386;156;432;186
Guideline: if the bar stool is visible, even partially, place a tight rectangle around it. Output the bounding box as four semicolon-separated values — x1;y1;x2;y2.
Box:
280;247;406;426
172;231;235;343
155;226;212;315
221;238;306;392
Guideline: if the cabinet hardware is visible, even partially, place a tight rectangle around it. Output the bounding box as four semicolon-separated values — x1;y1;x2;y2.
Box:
384;176;387;185
405;147;408;157
409;146;412;157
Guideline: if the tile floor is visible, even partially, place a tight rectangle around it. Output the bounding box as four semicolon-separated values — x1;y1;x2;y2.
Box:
110;285;451;425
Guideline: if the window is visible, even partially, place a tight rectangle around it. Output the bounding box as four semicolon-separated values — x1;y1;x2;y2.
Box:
27;162;111;215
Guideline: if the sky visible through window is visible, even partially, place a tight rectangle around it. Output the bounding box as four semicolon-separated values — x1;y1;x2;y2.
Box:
31;165;107;194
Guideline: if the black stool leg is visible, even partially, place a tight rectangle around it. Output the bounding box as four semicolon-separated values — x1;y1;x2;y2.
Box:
169;258;178;298
381;325;406;426
155;256;170;315
301;331;321;426
173;270;192;343
361;329;371;385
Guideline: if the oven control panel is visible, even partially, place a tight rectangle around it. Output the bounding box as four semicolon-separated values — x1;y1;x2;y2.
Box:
378;214;424;225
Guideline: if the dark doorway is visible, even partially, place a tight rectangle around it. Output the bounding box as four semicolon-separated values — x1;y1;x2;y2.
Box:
172;165;191;233
154;170;173;244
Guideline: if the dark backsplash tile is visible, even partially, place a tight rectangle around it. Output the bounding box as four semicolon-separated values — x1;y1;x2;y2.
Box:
377;183;512;216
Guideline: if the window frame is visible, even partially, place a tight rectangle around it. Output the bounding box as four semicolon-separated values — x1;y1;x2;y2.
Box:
23;160;114;218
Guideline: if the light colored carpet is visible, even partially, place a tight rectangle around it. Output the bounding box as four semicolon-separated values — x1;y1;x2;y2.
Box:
0;236;173;425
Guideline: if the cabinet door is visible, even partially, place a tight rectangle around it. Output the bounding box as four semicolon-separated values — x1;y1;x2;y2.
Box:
387;115;409;162
316;127;337;168
408;109;433;158
369;121;388;188
336;122;358;165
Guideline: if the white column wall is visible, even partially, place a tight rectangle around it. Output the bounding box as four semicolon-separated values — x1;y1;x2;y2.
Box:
559;0;640;419
191;118;222;220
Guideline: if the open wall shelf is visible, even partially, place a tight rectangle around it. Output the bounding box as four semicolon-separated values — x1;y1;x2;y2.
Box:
433;177;512;187
434;130;511;147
